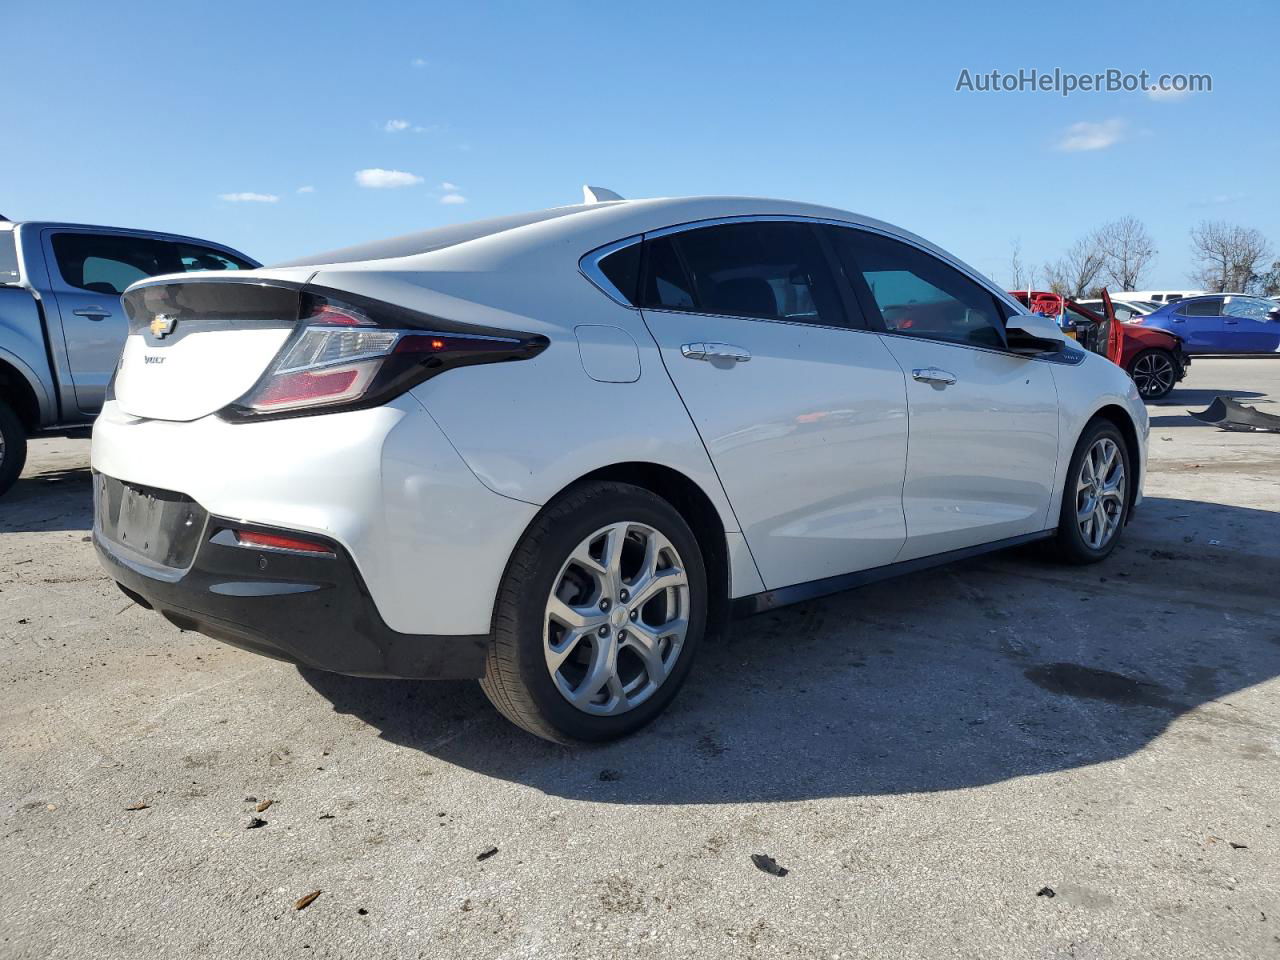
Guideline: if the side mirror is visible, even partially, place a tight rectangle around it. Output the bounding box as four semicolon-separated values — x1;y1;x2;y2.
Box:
1006;312;1067;355
1268;307;1280;323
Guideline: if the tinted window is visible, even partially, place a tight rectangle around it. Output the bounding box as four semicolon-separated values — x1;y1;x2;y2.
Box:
828;227;1005;349
642;236;696;309
1184;297;1223;317
175;243;254;273
0;231;18;283
1064;306;1096;327
643;222;846;326
595;242;642;304
52;233;175;295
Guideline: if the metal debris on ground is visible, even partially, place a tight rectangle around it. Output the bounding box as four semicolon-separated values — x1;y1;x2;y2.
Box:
750;854;789;877
247;817;268;829
1036;887;1056;898
1191;396;1280;433
124;802;149;811
477;846;499;861
294;890;321;911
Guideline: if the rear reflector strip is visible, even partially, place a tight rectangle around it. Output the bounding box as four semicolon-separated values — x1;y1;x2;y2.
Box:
231;529;335;555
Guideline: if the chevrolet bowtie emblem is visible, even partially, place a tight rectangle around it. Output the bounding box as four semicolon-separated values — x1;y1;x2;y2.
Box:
150;314;177;338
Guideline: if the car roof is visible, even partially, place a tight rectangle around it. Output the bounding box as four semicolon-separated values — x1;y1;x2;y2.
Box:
271;196;982;282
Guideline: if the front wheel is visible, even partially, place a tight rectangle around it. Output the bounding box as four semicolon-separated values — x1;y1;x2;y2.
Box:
1128;348;1177;401
479;481;707;743
1051;419;1131;564
0;399;28;498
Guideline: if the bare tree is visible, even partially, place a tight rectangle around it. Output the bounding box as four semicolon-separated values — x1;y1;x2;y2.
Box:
1044;232;1106;299
1189;221;1273;293
1096;216;1156;289
1259;260;1280;298
1008;238;1034;291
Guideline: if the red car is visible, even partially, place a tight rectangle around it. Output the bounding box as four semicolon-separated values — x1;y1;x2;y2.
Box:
1009;290;1189;400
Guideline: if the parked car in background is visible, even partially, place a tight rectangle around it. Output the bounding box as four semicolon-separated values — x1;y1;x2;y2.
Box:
1134;294;1280;354
92;193;1148;743
1012;290;1188;400
1113;289;1205;304
0;217;257;494
1079;298;1160;323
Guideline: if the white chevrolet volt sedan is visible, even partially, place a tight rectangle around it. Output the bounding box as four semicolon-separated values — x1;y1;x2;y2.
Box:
92;193;1148;742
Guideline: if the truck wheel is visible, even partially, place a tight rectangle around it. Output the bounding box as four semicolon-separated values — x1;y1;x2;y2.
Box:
1128;349;1177;401
0;399;28;497
480;481;707;743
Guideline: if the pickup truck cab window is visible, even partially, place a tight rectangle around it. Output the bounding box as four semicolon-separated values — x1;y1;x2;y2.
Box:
176;244;254;272
51;233;172;295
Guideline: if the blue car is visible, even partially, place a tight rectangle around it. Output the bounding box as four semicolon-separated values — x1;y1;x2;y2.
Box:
1138;294;1280;354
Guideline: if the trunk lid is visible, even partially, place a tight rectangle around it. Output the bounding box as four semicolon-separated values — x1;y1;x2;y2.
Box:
113;272;309;421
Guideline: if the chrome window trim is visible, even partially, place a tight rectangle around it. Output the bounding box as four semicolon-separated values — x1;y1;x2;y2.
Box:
578;215;1028;318
578;234;642;307
642;305;865;336
876;329;1087;365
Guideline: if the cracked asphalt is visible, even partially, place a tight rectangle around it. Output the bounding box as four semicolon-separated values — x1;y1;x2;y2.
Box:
2;358;1278;959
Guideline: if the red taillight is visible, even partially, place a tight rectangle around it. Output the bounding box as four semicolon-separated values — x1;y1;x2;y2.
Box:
219;292;548;421
233;529;334;554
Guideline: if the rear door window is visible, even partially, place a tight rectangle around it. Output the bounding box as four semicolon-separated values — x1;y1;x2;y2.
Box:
51;233;178;295
174;243;255;273
1184;297;1223;317
641;221;846;327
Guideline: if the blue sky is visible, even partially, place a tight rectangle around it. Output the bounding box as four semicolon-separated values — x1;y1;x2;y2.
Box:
4;0;1275;287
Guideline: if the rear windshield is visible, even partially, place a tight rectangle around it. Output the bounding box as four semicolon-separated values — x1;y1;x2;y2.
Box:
0;231;19;284
271;205;598;268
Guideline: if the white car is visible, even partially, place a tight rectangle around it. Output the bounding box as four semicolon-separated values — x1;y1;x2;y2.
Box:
92;193;1149;742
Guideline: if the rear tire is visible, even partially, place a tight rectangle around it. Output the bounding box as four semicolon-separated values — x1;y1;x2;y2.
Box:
479;481;708;743
0;399;28;498
1128;348;1177;401
1051;419;1131;565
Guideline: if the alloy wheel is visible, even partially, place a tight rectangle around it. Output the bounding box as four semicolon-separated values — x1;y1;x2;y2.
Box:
1076;437;1126;550
543;521;690;716
1131;352;1175;399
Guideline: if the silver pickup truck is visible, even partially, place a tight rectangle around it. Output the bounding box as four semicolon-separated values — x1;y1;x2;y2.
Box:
0;217;257;495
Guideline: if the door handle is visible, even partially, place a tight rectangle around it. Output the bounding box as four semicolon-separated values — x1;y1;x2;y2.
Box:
73;306;112;320
681;342;751;363
912;367;957;385
1223;319;1238;325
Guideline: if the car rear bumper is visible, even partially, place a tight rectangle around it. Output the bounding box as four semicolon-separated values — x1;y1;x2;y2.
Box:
95;504;489;679
90;396;540;637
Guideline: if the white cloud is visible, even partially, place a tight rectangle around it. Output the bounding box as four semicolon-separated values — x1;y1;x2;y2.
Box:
384;119;411;133
1193;192;1247;207
440;181;459;191
296;185;315;194
1147;84;1192;102
1055;118;1126;152
219;192;279;203
440;193;467;205
411;57;427;68
355;168;424;189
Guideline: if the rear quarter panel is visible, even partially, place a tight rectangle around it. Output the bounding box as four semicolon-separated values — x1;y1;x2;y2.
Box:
305;257;767;598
